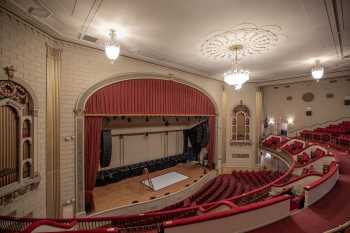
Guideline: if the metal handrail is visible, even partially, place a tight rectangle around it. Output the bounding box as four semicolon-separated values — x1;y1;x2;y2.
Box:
289;116;350;135
324;219;350;233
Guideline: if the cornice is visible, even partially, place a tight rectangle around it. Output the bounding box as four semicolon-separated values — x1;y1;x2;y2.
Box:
256;67;350;87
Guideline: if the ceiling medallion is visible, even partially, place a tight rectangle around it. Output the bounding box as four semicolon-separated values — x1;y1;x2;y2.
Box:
200;23;284;60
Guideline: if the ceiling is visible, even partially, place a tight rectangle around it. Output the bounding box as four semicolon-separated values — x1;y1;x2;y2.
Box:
5;0;350;82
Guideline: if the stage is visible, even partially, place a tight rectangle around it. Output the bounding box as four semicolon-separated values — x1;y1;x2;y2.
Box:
93;163;206;213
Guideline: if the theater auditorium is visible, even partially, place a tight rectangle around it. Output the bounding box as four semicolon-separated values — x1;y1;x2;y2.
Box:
0;0;350;232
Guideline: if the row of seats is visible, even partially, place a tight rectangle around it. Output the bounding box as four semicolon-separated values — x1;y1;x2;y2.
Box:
296;148;326;165
188;170;281;205
159;170;282;211
96;154;187;186
337;134;350;146
282;141;304;154
263;136;280;147
300;121;350;144
315;121;350;136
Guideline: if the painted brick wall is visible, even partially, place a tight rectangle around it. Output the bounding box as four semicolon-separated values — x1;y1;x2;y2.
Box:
0;9;48;217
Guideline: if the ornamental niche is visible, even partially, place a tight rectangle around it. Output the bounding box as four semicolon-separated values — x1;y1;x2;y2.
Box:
231;100;251;145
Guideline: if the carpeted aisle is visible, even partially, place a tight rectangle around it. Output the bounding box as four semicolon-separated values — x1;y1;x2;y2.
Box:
249;148;350;233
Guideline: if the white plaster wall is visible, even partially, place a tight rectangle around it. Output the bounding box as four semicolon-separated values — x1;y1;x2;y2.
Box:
262;78;350;133
0;10;48;217
224;83;258;170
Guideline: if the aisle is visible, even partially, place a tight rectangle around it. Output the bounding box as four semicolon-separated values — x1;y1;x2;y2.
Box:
249;148;350;233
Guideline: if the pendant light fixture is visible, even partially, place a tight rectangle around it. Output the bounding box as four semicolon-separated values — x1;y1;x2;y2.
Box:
311;60;324;81
105;29;120;63
223;45;250;90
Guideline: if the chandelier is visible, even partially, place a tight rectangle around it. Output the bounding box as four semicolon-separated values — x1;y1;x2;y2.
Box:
311;60;324;81
105;29;120;63
224;45;250;90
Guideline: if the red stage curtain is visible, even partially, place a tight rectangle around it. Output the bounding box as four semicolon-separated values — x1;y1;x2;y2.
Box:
84;79;216;210
85;79;215;115
84;117;102;212
207;116;215;169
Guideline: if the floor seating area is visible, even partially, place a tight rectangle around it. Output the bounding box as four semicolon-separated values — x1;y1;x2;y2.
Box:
96;154;187;186
300;121;350;146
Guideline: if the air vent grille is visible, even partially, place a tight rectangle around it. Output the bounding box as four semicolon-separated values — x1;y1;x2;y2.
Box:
79;34;98;43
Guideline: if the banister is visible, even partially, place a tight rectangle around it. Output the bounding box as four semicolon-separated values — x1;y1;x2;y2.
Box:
324;220;350;233
289;116;350;135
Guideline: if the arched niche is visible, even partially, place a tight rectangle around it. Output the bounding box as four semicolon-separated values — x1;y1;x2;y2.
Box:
23;140;31;160
22;161;32;179
23;119;31;138
231;100;251;145
74;73;220;215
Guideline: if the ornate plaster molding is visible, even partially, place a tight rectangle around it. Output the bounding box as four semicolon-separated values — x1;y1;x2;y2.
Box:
200;23;285;60
0;80;32;106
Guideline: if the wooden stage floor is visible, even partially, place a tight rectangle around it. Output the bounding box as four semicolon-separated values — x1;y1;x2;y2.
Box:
93;163;206;213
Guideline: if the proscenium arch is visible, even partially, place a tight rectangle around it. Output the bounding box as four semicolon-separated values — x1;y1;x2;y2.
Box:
74;73;220;215
75;73;219;115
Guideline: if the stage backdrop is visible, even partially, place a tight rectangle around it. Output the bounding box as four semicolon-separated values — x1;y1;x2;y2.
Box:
84;78;216;211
